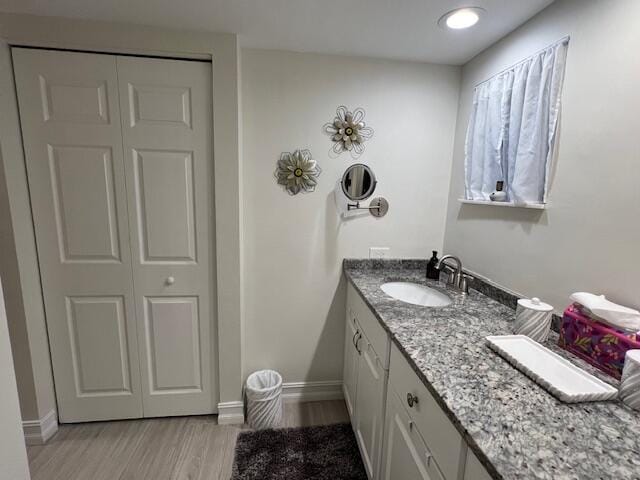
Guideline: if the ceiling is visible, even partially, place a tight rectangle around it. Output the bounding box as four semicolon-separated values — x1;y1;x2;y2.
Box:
0;0;555;64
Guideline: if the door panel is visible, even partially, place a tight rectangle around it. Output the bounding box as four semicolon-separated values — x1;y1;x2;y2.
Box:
67;296;131;395
355;338;386;479
117;56;214;417
144;297;201;393
13;48;143;422
128;84;192;128
49;145;121;262
40;78;110;124
132;149;196;263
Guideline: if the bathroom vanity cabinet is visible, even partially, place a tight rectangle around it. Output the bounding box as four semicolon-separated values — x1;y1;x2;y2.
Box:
344;283;492;480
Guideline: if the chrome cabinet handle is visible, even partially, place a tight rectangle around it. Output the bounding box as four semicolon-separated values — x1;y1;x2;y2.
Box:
407;392;419;408
166;276;175;285
352;330;359;348
425;449;432;466
355;333;363;355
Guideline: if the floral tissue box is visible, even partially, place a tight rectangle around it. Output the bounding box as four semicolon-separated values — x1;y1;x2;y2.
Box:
558;304;640;379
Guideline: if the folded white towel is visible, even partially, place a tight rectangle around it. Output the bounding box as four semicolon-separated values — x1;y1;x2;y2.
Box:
570;292;640;332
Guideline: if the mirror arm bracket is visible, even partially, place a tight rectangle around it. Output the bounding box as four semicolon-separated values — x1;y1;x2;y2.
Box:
347;201;380;211
346;197;389;217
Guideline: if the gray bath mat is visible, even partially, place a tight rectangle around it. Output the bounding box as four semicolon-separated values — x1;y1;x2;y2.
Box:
230;423;367;480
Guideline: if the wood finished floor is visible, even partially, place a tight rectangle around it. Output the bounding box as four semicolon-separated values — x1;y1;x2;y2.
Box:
26;400;349;480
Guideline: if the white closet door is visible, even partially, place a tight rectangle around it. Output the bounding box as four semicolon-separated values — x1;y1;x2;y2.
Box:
12;48;143;422
116;56;214;416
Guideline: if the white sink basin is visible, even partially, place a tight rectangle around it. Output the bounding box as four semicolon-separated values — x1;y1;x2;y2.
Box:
380;282;451;307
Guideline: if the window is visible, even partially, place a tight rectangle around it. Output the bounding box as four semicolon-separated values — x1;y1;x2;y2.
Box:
464;38;569;205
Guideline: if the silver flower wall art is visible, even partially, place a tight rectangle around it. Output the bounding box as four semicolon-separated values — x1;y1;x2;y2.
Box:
322;105;374;159
274;149;322;195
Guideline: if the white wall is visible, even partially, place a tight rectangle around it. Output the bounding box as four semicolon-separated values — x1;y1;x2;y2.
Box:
0;275;31;480
443;0;640;312
242;49;460;382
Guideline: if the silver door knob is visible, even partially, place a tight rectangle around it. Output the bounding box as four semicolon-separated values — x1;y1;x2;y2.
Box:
166;276;175;285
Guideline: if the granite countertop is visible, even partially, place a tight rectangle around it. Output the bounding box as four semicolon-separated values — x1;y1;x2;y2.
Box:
343;259;640;480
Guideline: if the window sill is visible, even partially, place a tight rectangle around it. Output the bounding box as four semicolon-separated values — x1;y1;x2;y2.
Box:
458;198;546;210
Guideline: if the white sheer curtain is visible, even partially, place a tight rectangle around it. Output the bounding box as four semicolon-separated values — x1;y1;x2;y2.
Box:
464;38;569;203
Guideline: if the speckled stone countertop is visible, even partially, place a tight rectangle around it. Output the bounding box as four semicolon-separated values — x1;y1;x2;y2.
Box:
343;259;640;480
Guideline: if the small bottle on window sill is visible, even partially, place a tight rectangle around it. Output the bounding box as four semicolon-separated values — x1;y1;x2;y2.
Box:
489;181;508;202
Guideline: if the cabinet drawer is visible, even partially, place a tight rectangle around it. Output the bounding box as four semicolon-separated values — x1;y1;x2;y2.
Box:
348;283;390;369
389;344;464;480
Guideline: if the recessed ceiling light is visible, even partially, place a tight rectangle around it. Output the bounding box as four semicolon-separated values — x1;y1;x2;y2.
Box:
438;7;485;30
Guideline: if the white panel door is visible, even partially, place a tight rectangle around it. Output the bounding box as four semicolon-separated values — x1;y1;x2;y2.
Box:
12;48;143;422
355;337;387;479
116;56;215;416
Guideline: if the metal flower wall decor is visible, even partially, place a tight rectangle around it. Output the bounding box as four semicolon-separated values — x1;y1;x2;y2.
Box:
322;105;374;159
274;149;322;195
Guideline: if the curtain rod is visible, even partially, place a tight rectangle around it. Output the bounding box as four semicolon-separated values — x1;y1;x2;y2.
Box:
473;35;570;89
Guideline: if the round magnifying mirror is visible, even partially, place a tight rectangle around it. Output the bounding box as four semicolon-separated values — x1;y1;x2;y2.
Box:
341;164;377;201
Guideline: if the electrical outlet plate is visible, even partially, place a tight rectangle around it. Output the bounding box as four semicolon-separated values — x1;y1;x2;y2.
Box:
369;247;389;259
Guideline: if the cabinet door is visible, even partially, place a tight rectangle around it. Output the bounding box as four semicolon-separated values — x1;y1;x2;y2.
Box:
389;344;464;480
464;450;492;480
354;336;387;479
343;308;360;420
381;391;443;480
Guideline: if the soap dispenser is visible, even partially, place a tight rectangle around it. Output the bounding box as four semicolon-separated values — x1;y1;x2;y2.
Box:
426;251;440;280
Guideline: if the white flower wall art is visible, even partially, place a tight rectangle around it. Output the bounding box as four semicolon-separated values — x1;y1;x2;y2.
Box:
322;105;374;159
274;149;322;195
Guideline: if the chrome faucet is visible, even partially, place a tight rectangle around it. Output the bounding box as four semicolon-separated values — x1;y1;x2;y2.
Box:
437;255;471;294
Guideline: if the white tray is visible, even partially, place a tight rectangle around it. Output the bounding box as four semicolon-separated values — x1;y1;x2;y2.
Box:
486;335;618;403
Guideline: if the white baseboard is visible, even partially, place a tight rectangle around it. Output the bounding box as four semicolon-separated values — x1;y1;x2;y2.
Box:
23;409;58;445
217;401;245;425
217;381;344;425
282;381;344;403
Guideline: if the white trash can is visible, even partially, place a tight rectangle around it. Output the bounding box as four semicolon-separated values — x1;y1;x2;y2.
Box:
246;370;283;429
